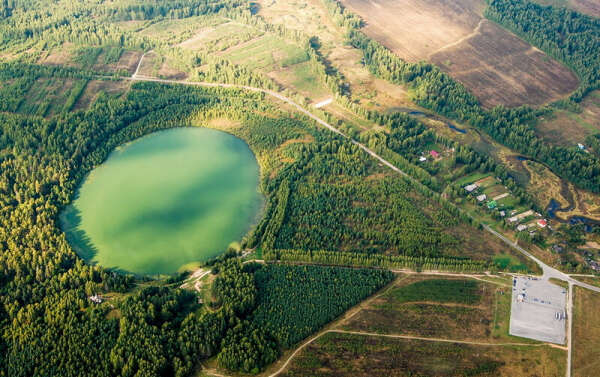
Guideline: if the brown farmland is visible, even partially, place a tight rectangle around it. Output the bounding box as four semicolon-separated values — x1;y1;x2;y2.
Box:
340;0;579;108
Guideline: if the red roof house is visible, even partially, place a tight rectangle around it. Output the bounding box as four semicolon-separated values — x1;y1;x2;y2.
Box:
537;219;547;228
430;150;440;159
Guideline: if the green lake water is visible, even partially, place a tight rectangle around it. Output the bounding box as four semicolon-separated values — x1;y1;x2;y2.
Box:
60;127;263;275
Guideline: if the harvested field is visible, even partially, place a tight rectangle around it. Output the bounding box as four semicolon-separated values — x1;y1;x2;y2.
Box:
17;77;77;116
340;0;579;108
327;45;412;110
431;20;578;108
340;0;484;62
280;332;566;377
136;51;161;77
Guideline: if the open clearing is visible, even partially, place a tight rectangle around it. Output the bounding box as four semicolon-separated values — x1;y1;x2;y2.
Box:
280;332;566;377
256;0;412;110
341;275;529;343
73;80;130;111
536;91;600;147
340;0;579;108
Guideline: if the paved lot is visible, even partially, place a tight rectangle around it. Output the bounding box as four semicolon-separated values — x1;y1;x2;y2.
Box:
509;276;567;344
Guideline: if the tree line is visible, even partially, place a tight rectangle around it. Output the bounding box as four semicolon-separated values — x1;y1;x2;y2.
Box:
319;0;600;193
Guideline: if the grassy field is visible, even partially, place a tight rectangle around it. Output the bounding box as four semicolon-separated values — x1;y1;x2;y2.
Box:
572;287;600;377
341;275;535;343
222;35;309;71
268;61;331;101
138;15;227;45
257;0;412;110
178;21;263;52
341;0;578;108
536;91;600;147
280;332;566;377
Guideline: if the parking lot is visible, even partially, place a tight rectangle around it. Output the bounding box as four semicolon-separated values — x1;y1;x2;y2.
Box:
509;276;567;344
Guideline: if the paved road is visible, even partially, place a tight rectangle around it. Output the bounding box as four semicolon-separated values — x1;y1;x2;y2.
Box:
484;225;600;293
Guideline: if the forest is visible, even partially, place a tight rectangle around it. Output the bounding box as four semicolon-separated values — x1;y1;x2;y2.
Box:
251;264;393;348
0;59;504;375
0;0;596;374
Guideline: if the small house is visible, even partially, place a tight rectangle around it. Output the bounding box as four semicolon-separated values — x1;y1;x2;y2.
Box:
89;294;102;304
517;224;528;232
577;143;585;150
500;211;506;217
430;150;440;159
419;156;427;162
476;194;487;202
487;200;497;209
537;219;547;228
464;183;478;193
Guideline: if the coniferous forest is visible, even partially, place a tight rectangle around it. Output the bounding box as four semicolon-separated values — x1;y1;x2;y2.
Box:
1;0;599;375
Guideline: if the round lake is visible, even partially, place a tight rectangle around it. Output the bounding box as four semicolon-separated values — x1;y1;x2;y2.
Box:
60;127;263;275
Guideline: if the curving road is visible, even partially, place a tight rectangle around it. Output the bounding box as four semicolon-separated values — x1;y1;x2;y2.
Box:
127;65;600;377
128;72;600;293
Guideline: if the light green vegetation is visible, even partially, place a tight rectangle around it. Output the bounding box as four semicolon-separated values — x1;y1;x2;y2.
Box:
493;254;528;272
179;21;263;52
223;35;309;71
139;15;229;45
454;172;491;187
387;278;482;305
287;62;330;98
60;127;263;275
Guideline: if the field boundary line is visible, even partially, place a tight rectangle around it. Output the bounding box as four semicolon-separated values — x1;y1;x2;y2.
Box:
266;328;565;377
329;329;566;348
427;19;485;58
